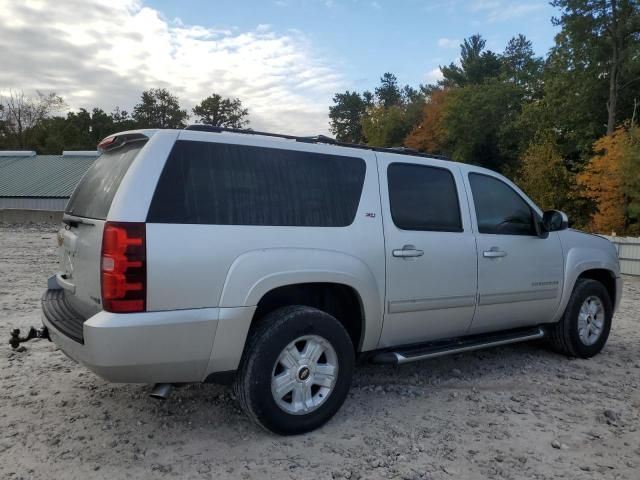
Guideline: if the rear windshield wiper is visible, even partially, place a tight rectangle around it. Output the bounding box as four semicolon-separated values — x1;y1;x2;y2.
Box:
62;214;96;227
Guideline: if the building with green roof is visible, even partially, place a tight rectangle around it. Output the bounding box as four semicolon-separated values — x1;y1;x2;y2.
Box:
0;150;98;212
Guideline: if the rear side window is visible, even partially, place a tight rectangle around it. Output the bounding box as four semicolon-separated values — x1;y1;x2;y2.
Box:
147;140;366;226
469;173;535;235
65;141;146;219
387;163;462;232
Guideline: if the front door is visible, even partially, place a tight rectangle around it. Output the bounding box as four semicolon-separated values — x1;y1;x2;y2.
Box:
378;158;478;347
465;172;564;334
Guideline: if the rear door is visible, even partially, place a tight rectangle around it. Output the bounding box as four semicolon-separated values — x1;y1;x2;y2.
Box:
378;157;478;347
465;172;564;334
58;139;147;318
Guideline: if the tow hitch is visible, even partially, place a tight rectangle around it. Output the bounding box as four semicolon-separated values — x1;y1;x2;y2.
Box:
9;326;50;349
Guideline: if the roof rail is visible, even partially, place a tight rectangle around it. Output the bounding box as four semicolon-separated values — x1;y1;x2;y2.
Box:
184;125;449;160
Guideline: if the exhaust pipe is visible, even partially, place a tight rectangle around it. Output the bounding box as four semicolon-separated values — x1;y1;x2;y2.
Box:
150;383;173;400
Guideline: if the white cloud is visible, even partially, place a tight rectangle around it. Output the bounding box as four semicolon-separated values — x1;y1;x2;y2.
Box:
437;37;461;48
0;0;343;134
470;0;543;22
424;68;443;84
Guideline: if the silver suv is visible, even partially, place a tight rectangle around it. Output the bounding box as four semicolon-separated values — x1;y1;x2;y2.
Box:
42;126;622;435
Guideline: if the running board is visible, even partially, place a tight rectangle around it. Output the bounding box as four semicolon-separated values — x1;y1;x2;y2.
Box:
370;327;545;365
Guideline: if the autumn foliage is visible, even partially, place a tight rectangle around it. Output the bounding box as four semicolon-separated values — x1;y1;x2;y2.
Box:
576;127;633;234
404;89;451;154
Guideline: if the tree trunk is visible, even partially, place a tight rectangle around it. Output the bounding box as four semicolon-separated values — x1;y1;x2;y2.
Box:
606;0;619;136
607;60;618;136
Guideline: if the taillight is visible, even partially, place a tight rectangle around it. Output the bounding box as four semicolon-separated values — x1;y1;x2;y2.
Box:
101;222;146;313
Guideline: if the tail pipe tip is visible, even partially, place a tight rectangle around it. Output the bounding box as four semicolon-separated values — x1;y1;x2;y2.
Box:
150;383;174;400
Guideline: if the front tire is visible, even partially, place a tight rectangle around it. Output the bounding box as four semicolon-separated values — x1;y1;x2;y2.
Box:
547;278;612;358
234;306;355;435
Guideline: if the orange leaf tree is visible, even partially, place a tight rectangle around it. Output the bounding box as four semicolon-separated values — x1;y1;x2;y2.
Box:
403;89;451;155
576;128;629;234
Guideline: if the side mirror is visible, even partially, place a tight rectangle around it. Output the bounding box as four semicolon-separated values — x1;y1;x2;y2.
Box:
542;210;569;232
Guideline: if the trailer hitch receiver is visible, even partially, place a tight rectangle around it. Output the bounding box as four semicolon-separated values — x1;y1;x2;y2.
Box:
9;327;50;349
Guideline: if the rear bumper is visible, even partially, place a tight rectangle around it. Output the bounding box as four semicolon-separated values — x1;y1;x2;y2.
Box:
42;289;222;383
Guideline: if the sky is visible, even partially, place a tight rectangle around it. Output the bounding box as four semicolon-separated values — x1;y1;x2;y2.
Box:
0;0;560;135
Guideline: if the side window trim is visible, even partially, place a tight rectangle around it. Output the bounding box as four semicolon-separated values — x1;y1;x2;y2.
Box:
468;172;538;236
387;162;464;233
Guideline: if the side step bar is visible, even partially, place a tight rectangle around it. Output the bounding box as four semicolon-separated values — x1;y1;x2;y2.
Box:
371;327;545;365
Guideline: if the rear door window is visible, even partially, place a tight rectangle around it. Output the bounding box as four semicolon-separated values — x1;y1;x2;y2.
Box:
147;140;367;226
65;141;147;219
387;163;462;232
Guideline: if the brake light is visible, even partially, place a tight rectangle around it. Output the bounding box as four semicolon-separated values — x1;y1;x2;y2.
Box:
101;222;146;313
97;135;117;151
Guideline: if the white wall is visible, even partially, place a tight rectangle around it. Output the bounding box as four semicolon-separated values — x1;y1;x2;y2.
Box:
602;235;640;276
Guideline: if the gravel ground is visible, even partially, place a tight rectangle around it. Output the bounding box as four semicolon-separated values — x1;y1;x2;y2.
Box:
1;223;639;480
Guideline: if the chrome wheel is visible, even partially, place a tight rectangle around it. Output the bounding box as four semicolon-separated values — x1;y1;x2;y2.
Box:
578;296;605;346
271;335;338;415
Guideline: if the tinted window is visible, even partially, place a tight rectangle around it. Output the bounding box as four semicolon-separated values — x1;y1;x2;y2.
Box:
147;141;366;226
469;173;535;235
388;163;462;232
65;140;146;219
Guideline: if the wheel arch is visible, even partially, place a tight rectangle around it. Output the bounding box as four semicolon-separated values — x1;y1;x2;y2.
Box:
206;248;384;378
552;259;619;323
250;282;366;352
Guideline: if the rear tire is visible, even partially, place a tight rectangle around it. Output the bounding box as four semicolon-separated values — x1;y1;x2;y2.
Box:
234;305;354;435
547;278;612;358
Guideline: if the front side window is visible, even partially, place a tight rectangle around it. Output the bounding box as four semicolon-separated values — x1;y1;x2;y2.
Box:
147;141;366;226
469;173;535;235
387;163;462;232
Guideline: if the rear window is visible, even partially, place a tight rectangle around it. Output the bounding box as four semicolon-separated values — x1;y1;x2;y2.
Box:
65;141;146;219
147;140;366;226
387;163;462;232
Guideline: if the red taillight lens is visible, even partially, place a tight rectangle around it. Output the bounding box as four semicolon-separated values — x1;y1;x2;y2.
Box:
101;222;146;313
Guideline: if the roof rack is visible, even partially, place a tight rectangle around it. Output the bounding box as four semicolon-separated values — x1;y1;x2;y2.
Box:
184;125;449;161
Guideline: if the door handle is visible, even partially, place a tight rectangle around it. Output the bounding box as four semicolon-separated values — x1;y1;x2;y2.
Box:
392;245;424;258
483;248;507;258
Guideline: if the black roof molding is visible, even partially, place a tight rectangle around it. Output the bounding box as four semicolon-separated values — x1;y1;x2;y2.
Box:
184;125;449;161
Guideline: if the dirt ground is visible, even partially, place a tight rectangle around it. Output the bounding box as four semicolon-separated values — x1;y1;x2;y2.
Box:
1;223;638;480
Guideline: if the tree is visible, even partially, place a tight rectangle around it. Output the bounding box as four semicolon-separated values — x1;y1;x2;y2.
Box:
0;90;65;148
442;80;524;171
132;88;188;129
618;125;640;232
551;0;640;135
501;34;544;96
404;89;451;154
516;133;573;212
30;107;121;153
192;94;249;128
361;105;411;147
111;107;138;131
375;73;403;108
328;90;371;143
576;128;629;233
440;35;502;87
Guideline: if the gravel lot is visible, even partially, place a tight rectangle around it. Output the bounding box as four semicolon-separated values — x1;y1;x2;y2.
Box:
1;223;639;480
